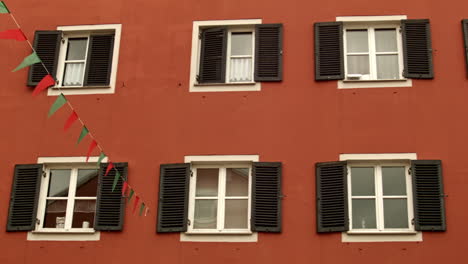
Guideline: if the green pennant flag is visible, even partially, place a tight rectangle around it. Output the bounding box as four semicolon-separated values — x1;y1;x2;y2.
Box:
48;94;67;118
128;189;135;202
0;1;10;14
13;52;41;72
139;203;145;216
77;126;89;144
97;152;106;167
112;170;121;192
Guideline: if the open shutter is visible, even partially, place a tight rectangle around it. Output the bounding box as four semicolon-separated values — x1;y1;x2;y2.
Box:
316;161;348;233
83;34;115;86
94;162;127;231
157;163;190;233
314;22;344;81
412;160;446;231
254;24;283;81
7;164;43;231
462;19;468;76
27;31;61;86
251;162;282;233
402;19;434;79
198;27;227;84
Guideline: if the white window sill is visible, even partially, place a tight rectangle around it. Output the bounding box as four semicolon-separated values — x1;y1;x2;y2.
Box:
342;231;422;243
48;85;115;96
180;232;258;242
338;79;412;89
27;230;100;241
190;82;261;92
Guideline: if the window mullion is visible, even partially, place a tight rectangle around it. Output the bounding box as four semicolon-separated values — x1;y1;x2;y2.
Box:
65;168;78;229
368;27;377;79
375;165;384;231
218;167;226;231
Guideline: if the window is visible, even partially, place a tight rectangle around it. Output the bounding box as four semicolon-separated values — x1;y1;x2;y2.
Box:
190;20;282;92
28;24;122;96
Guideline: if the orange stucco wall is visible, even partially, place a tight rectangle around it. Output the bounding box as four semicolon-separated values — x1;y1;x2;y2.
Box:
1;0;468;263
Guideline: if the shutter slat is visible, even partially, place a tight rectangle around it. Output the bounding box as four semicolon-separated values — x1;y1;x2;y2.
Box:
27;31;61;86
94;162;127;231
198;27;227;83
7;164;43;231
316;161;348;233
412;160;446;231
84;35;114;86
315;22;344;80
254;24;283;81
402;19;434;79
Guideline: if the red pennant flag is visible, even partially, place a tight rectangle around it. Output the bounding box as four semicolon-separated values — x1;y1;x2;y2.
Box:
0;29;27;41
122;181;128;196
133;196;140;214
86;140;98;162
33;74;55;96
64;111;78;131
104;162;114;177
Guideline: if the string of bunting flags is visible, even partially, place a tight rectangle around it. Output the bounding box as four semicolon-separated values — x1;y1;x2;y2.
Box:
0;1;150;217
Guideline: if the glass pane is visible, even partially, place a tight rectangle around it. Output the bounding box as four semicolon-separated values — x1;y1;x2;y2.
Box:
346;29;368;52
347;55;369;75
231;32;252;56
375;29;397;52
195;169;219;197
351;167;375;196
48;169;71;197
229;58;252;82
377;55;399;79
43;200;67;228
226;168;249;196
382;166;407;195
352;199;376;229
384;199;409;228
66;38;87;60
72;200;96;228
63;63;85;86
76;169;98;197
224;199;248;229
194;199;217;229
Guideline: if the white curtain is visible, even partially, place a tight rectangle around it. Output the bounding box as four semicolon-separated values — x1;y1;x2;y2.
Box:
63;63;84;86
229;58;252;82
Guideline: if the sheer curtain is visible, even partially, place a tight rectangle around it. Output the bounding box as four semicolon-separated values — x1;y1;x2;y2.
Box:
63;63;85;86
229;58;252;82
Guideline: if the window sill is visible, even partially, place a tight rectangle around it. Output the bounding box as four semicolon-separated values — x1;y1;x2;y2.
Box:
180;232;258;242
48;85;115;96
342;231;422;243
190;82;261;92
27;229;100;241
32;228;96;234
338;79;412;89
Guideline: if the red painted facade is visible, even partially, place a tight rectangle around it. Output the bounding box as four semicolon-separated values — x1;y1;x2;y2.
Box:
1;0;468;263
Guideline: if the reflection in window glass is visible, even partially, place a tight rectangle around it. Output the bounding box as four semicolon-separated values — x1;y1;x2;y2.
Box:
76;169;98;196
48;169;71;197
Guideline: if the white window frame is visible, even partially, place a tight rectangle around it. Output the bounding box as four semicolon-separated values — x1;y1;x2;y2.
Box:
336;15;412;89
48;24;122;96
190;19;262;92
339;153;422;242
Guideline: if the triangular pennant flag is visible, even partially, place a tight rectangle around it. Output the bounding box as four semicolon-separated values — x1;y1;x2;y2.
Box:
48;93;67;118
33;74;55;96
128;189;135;202
0;1;10;13
122;181;128;196
144;207;149;216
104;162;114;177
86;140;98;162
13;52;41;72
112;170;121;192
64;111;78;131
133;196;140;214
0;29;26;41
77;126;89;144
139;203;145;216
97;152;106;167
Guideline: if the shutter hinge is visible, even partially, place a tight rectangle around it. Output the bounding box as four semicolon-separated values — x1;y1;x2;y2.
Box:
187;219;191;226
36;218;41;225
190;171;194;177
42;171;47;178
399;27;402;33
411;218;415;226
196;75;200;83
198;31;202;39
408;168;412;175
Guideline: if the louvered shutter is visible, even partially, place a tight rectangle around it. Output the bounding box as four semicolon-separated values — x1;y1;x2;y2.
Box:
254;24;283;81
316;161;348;233
462;20;468;76
251;162;282;233
94;162;127;231
83;34;115;86
27;31;61;86
198;27;227;83
314;22;344;81
402;19;434;79
7;164;43;231
157;163;190;233
411;160;446;231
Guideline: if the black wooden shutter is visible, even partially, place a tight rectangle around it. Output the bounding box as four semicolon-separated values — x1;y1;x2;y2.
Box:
402;19;434;79
254;24;283;81
157;163;190;233
198;27;227;84
7;164;43;232
411;160;446;231
251;162;282;233
314;22;344;81
316;161;348;233
94;162;128;231
27;31;61;86
462;19;468;76
84;34;115;86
